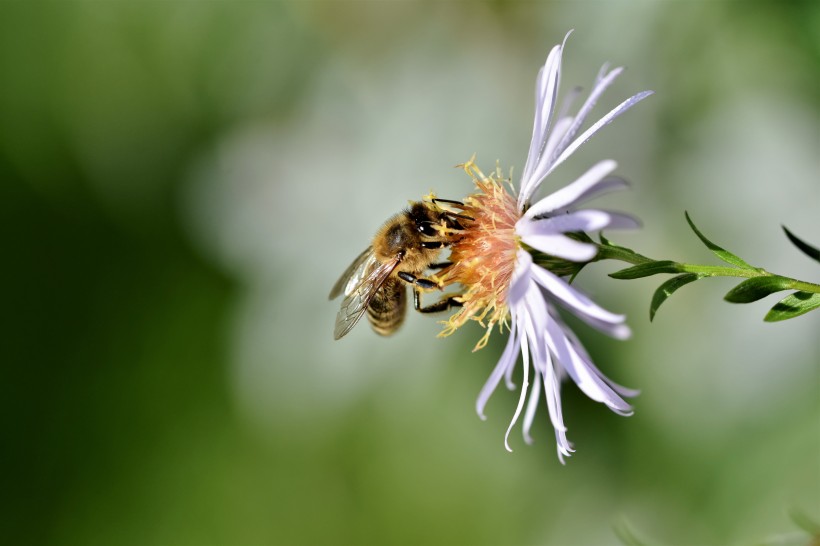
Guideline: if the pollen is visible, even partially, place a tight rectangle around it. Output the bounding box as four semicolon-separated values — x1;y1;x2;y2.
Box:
437;158;520;350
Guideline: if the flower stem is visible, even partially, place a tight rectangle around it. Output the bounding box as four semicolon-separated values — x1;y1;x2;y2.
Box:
594;242;820;295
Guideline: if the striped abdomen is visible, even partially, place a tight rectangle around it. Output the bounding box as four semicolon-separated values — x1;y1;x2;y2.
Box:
367;278;406;336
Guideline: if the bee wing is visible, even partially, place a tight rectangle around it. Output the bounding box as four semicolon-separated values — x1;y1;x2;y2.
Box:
333;256;400;340
329;247;376;300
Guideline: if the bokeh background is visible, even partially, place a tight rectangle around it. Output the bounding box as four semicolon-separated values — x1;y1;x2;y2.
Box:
2;1;818;545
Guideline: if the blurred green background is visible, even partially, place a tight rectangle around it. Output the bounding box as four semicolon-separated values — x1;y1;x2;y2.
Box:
2;1;818;545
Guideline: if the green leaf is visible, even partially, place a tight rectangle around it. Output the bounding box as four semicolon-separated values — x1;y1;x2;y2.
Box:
764;291;820;322
609;260;683;280
650;273;701;321
782;225;820;264
724;276;793;303
685;211;754;269
599;232;627;249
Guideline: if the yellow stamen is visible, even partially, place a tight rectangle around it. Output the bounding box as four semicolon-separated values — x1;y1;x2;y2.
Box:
437;157;521;350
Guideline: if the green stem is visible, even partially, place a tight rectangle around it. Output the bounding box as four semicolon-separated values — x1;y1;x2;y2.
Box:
594;242;820;294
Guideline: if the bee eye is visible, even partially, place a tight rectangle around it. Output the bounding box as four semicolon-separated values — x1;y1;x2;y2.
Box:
418;222;438;236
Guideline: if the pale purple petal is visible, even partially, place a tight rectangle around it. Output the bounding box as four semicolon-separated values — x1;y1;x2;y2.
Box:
549;90;655;173
558;86;582;119
523;289;570;435
519;31;573;210
521;209;639;235
508;248;533;305
538;116;573;179
530;265;626;324
520;45;564;201
519;232;598;261
542;358;563;433
573;175;630;205
543;348;573;464
523;159;617;219
546;66;625;169
521;209;618;234
476;320;520;419
545;319;633;414
589;210;642;230
504;319;531;452
502;307;520;390
572;312;632;340
555;428;575;464
522;284;549;368
557;316;639;397
595;62;611;85
522;367;542;445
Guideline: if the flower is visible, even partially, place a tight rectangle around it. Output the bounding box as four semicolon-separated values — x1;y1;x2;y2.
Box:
436;32;652;462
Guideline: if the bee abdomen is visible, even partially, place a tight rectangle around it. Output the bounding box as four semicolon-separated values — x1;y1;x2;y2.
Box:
367;280;406;336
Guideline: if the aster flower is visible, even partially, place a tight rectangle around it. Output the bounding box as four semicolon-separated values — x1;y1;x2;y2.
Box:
436;33;653;462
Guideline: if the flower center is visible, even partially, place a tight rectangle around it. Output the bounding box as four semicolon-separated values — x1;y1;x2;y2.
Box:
436;159;520;350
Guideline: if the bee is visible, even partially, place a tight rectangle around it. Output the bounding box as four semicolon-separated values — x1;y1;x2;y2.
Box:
329;199;471;340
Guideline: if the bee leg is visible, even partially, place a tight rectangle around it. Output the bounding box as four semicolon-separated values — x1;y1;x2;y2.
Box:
413;288;463;313
432;198;474;223
397;272;461;313
432;198;464;206
397;271;438;290
420;241;447;249
428;262;452;270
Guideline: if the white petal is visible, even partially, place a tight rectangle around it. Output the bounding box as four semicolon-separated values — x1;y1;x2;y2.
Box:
543;344;572;464
522;284;549;367
555;427;575;464
595;62;611;85
592;210;642;230
545;320;633;414
557;317;639;397
503;302;522;390
508;249;533;305
573;175;630;205
549;90;655;174
520;232;597;262
530;265;626;324
504;319;531;453
522;293;568;434
523;160;617;219
546;66;625;168
522;367;542;445
573;313;632;340
519;32;573;210
521;210;615;234
476;320;520;419
520;45;564;200
538;116;573;181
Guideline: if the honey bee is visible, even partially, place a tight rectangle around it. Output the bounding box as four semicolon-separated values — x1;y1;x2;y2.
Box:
329;199;471;340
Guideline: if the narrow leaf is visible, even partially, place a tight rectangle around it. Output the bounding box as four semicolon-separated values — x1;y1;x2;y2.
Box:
764;291;820;322
599;232;629;250
724;276;793;303
609;260;683;280
782;225;820;264
685;211;753;269
650;273;701;321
